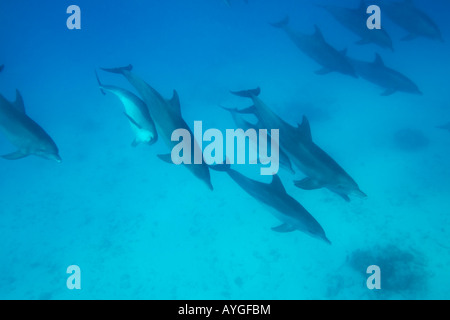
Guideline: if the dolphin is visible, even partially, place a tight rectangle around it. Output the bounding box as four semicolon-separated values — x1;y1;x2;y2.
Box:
220;105;295;174
96;71;158;147
211;162;331;244
349;53;422;96
437;123;450;132
379;0;443;42
0;65;4;73
100;65;213;191
271;16;357;78
230;88;366;202
0;90;61;162
318;1;394;51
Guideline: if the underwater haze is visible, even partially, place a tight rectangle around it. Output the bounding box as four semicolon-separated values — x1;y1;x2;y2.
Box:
0;0;449;300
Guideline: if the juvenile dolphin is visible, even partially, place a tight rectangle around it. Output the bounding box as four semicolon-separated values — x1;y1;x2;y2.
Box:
0;91;61;162
220;105;295;174
379;0;443;42
349;53;422;96
437;123;450;132
318;1;394;51
101;65;213;191
271;16;357;78
230;88;365;202
96;71;157;147
211;163;331;244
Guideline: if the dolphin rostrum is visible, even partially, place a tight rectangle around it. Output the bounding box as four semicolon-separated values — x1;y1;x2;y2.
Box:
100;65;213;191
96;71;157;147
0;90;61;162
230;88;366;202
211;162;331;244
318;1;394;51
349;53;422;96
379;0;443;42
271;16;357;78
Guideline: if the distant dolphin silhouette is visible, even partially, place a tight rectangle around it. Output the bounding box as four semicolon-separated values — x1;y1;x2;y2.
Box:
0;91;61;162
271;16;357;78
318;1;394;51
0;65;4;73
349;53;422;96
379;0;443;42
229;88;366;202
437;123;450;132
101;65;213;191
96;71;158;147
211;162;331;244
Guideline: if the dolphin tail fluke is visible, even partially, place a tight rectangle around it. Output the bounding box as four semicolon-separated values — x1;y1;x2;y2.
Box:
270;16;289;29
230;87;261;98
100;64;133;74
95;71;106;95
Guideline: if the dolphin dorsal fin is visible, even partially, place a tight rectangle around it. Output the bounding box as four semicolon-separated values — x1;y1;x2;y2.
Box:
271;175;286;193
13;90;26;114
374;53;385;67
314;25;325;41
168;90;182;115
297;116;312;143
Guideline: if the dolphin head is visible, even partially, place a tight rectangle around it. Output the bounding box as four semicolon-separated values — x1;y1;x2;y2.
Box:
33;141;62;163
329;176;366;202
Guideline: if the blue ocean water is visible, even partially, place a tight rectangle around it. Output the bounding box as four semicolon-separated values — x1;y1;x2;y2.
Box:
0;0;449;300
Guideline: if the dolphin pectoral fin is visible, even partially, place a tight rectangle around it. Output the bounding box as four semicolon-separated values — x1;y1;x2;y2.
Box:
401;34;418;41
315;68;332;75
381;88;396;96
294;178;323;190
272;223;296;233
339;193;351;202
157;154;174;164
123;112;143;130
2;151;28;160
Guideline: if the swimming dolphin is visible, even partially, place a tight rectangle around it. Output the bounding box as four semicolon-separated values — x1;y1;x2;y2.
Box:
271;16;357;78
100;65;213;191
230;88;366;202
0;65;4;73
318;1;394;51
349;53;422;96
437;123;450;132
211;162;331;244
96;71;158;147
0;91;61;162
379;0;443;42
220;105;295;174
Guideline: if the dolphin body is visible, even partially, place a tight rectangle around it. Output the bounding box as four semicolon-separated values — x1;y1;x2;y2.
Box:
96;72;158;147
349;54;422;96
211;163;331;244
319;1;394;51
230;88;365;202
379;0;443;42
271;16;357;78
220;106;295;174
101;65;213;191
437;123;450;132
0;91;61;162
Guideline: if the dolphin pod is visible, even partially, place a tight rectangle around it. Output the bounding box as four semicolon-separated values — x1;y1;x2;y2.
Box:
227;88;366;202
271;16;358;78
318;1;394;51
96;71;158;147
0;90;61;162
100;65;213;191
211;163;331;244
